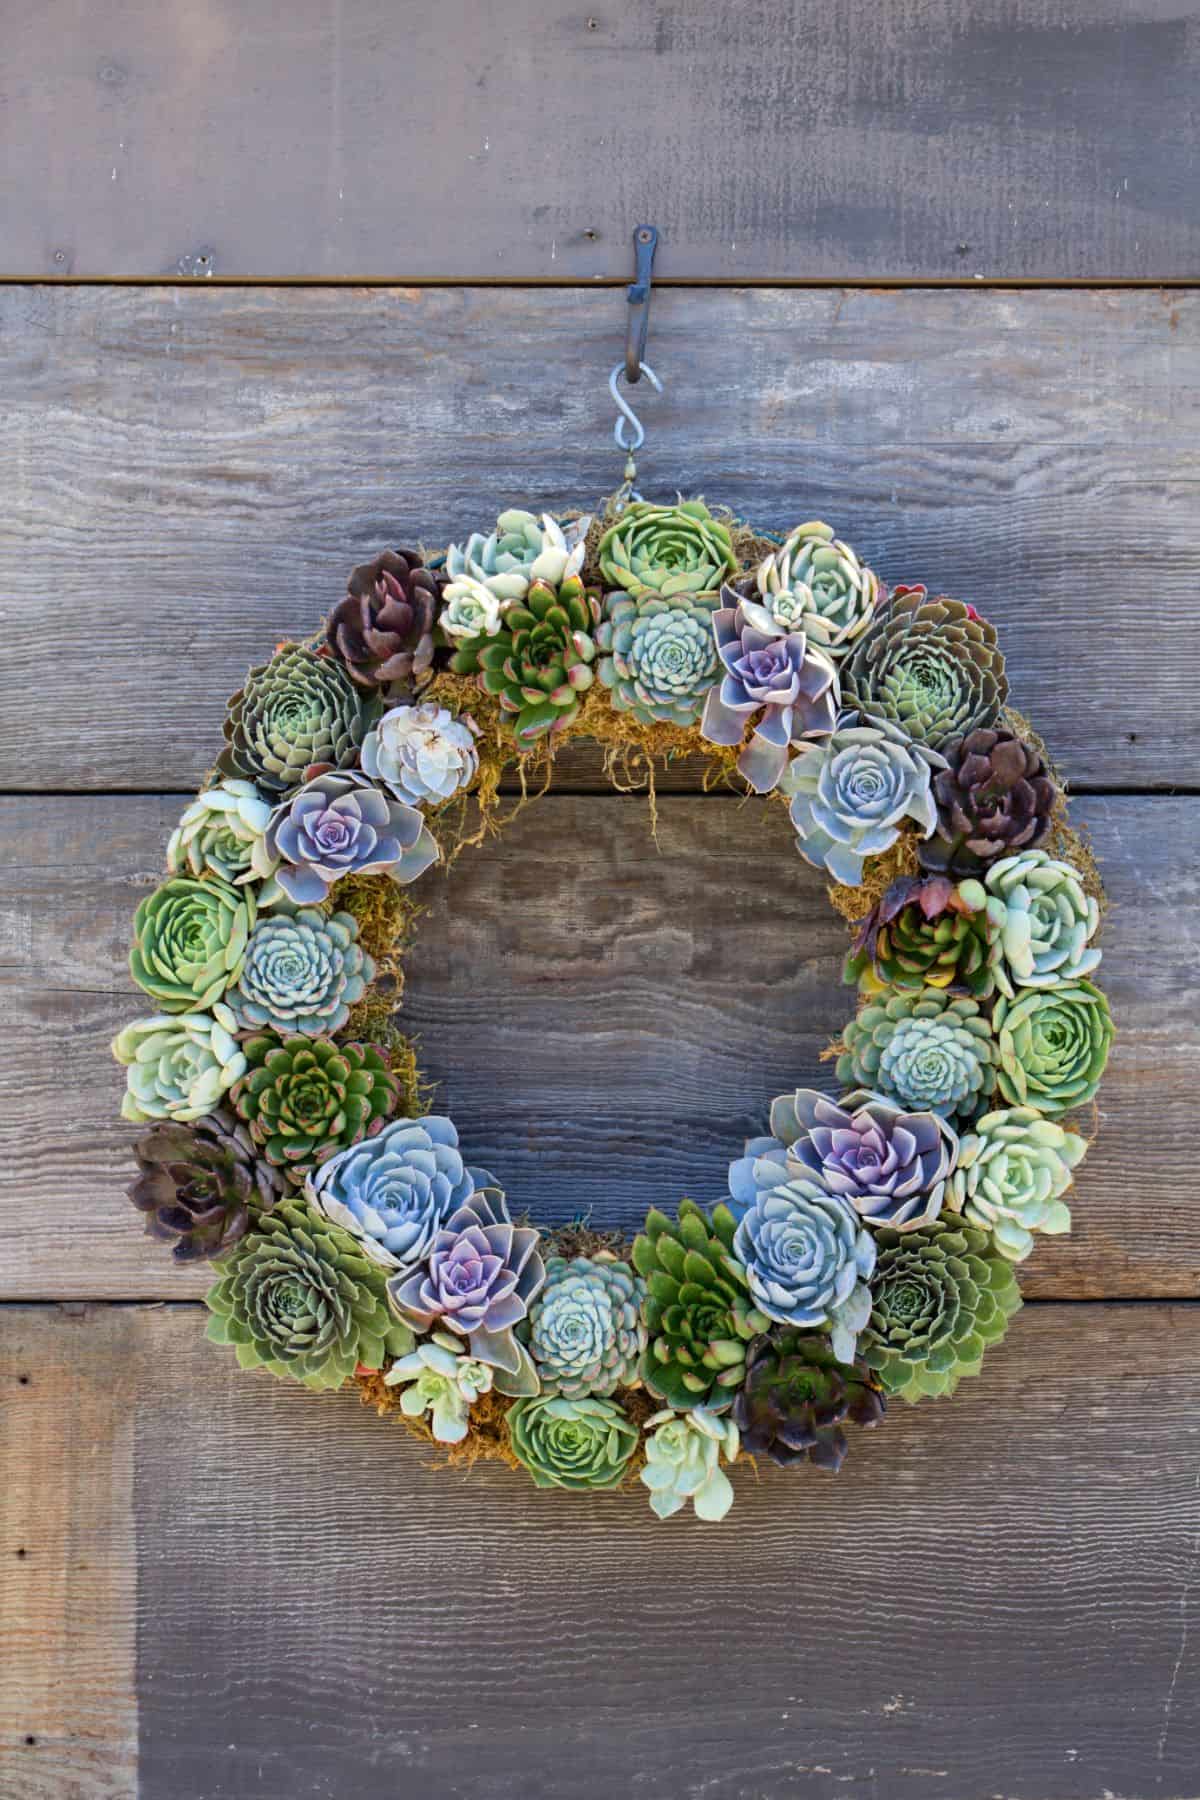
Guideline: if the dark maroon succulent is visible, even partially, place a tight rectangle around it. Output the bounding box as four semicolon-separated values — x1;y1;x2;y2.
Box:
732;1330;885;1472
326;549;442;691
919;726;1057;877
128;1111;284;1262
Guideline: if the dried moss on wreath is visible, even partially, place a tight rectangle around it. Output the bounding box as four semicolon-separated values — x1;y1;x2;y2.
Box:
113;497;1114;1521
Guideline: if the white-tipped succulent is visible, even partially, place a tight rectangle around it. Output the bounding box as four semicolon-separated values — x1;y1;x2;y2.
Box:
383;1330;495;1443
753;521;880;658
444;508;589;603
167;779;280;891
639;1407;740;1522
439;573;506;643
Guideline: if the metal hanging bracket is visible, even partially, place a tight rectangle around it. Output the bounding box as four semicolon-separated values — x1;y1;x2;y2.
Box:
624;224;659;383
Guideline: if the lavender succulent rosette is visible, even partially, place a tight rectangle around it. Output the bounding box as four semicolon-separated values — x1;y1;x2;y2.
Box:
700;588;840;793
727;1164;876;1364
305;1116;496;1273
781;710;946;886
387;1191;546;1396
266;770;438;904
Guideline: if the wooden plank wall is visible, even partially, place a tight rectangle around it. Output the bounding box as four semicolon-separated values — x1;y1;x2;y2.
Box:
2;9;1199;1798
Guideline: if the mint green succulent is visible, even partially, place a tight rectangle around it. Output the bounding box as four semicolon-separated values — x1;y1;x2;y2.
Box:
443;509;588;601
204;1198;412;1389
506;1394;639;1491
129;874;255;1013
167;779;280;891
596;498;737;599
959;850;1101;998
753;521;880;658
993;980;1114;1115
526;1253;646;1398
948;1106;1086;1261
383;1331;494;1442
837;990;997;1122
639;1407;739;1522
112;1004;247;1124
596;592;721;727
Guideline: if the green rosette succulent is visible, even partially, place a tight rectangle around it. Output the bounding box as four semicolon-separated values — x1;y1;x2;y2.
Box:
204;1198;413;1389
217;645;379;797
597;498;737;600
639;1407;739;1521
948;1105;1086;1261
859;1215;1023;1403
732;1330;885;1471
843;586;1008;753
632;1200;771;1411
129;874;255;1013
225;907;373;1037
167;780;279;890
230;1033;400;1182
449;572;600;748
844;874;996;999
383;1332;494;1444
596;592;721;727
837;989;998;1122
112;1004;246;1124
753;521;881;658
993;980;1114;1115
525;1253;647;1399
959;850;1101;998
506;1394;639;1491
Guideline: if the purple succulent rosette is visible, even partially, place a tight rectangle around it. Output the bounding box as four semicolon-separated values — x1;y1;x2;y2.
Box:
266;770;439;905
700;586;840;793
387;1190;546;1396
305;1115;496;1273
730;1087;958;1233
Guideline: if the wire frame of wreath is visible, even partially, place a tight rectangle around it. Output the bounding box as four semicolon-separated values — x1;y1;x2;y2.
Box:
113;496;1111;1521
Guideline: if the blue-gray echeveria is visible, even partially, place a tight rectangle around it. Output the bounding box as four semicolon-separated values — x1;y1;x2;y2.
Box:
699;586;840;793
780;710;946;887
266;769;438;904
730;1169;876;1364
224;907;373;1037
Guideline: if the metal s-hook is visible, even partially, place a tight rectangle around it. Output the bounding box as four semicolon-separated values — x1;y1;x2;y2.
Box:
624;224;659;383
609;360;662;453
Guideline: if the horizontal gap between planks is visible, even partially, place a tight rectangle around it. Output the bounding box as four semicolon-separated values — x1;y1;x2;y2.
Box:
2;1296;1197;1310
0;784;1194;801
0;276;1198;292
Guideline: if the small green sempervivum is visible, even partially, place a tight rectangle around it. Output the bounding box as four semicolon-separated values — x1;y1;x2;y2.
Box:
506;1394;639;1492
842;585;1008;753
113;1004;246;1124
217;645;380;798
752;521;881;658
525;1253;647;1399
993;980;1114;1115
383;1330;495;1444
632;1201;771;1411
129;874;255;1014
443;509;589;602
640;1407;740;1521
230;1033;399;1183
732;1331;885;1472
167;780;279;891
837;989;998;1123
204;1198;413;1389
859;1215;1022;1403
844;873;996;999
128;1110;285;1262
450;572;600;749
597;498;738;600
225;907;373;1037
959;850;1101;998
596;592;721;727
948;1106;1086;1261
780;710;946;887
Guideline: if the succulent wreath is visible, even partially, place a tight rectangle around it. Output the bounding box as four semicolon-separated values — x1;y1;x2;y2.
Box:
114;499;1112;1520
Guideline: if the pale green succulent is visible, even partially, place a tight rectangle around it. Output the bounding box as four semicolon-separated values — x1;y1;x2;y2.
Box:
597;498;737;599
993;980;1114;1115
506;1394;639;1491
129;874;255;1013
753;521;881;658
443;509;587;602
596;591;720;727
383;1331;494;1442
112;1003;247;1124
947;1105;1086;1261
959;850;1101;998
526;1253;646;1399
639;1407;739;1522
167;779;280;891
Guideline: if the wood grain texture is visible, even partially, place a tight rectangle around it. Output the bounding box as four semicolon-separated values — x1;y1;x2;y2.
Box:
2;284;1198;793
3;0;1200;279
3;1301;1196;1800
0;1307;138;1800
0;792;1192;1302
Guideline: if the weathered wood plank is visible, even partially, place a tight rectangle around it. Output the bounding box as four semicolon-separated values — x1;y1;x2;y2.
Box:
0;792;1192;1301
0;1307;138;1800
3;0;1199;279
4;1301;1196;1800
1;285;1197;793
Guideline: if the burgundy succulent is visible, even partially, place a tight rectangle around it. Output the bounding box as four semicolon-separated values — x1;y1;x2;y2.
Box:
700;587;839;792
128;1110;284;1262
920;726;1057;877
326;549;443;692
733;1330;885;1471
